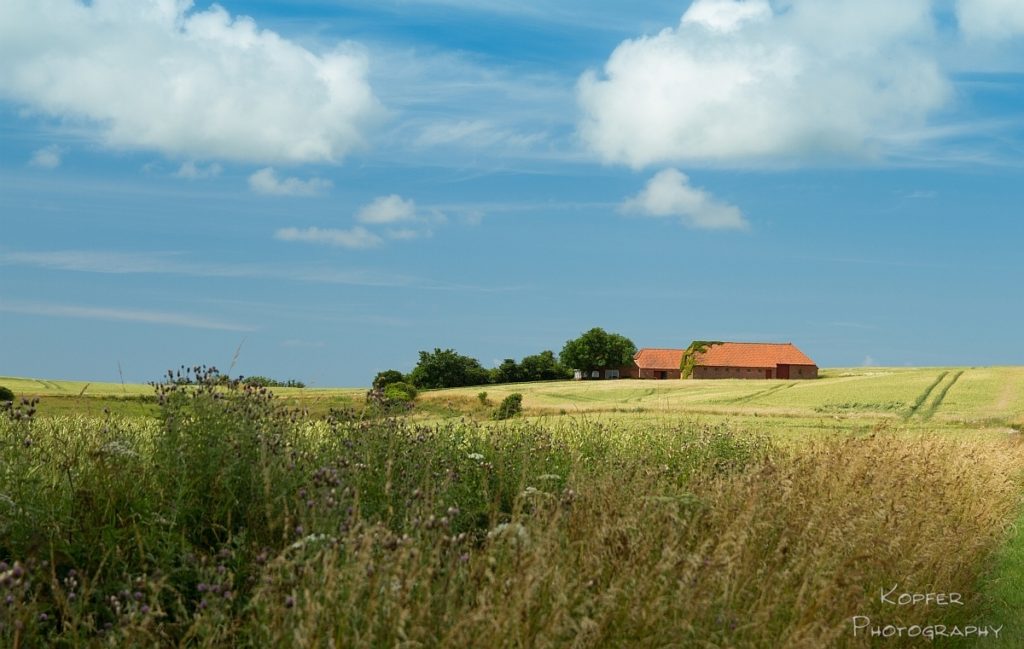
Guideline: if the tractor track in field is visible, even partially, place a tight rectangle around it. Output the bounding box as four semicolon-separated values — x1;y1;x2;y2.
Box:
726;382;795;405
904;371;949;419
922;370;964;420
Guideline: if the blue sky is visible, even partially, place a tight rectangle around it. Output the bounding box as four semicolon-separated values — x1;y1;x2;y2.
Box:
1;0;1023;386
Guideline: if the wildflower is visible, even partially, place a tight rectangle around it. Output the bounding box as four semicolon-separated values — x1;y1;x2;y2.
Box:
487;523;531;549
467;453;484;461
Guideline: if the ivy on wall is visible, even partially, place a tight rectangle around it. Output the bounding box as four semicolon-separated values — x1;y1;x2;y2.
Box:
679;341;723;379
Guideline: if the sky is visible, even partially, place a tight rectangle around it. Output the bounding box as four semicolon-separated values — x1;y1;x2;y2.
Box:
1;0;1023;386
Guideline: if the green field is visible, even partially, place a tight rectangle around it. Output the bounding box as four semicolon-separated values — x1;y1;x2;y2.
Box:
7;366;1021;430
2;368;1023;647
416;366;1024;437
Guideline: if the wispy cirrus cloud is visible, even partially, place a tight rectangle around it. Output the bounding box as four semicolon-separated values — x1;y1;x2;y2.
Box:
274;226;382;249
0;249;521;292
0;300;255;332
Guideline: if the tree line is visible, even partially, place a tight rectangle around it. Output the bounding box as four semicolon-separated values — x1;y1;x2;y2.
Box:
374;327;637;391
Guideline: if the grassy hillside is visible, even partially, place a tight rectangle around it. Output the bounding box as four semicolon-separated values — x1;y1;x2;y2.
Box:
2;374;1023;647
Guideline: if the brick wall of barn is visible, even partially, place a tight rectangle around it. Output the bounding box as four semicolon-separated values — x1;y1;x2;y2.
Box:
692;365;818;379
638;368;682;379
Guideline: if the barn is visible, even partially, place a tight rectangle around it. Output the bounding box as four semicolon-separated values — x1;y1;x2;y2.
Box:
633;348;685;379
690;342;818;380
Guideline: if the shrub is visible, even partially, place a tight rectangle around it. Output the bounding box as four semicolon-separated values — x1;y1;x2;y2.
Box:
477;391;489;405
493;393;523;420
373;369;407;390
0;385;14;402
384;382;418;402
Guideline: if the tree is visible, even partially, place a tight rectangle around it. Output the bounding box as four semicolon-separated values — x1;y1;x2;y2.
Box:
408;348;490;389
372;369;407;390
491;359;522;384
560;328;637;372
518;350;572;381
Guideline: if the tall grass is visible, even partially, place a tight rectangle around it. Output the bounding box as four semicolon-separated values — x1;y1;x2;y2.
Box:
1;373;1022;647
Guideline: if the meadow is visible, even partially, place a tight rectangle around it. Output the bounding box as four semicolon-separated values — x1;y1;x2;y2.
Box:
1;367;1023;647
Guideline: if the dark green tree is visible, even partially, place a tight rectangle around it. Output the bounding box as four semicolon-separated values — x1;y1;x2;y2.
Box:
560;328;637;372
491;359;522;384
408;348;490;389
518;350;572;381
372;369;407;390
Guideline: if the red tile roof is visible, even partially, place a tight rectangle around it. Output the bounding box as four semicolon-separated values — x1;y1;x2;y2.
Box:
693;342;816;368
633;348;686;370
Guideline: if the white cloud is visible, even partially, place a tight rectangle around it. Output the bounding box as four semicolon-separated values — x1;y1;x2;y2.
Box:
578;0;951;167
174;161;222;180
957;0;1024;40
249;168;332;196
0;300;254;332
681;0;772;33
355;194;417;224
862;355;878;367
621;168;748;230
29;145;62;169
274;226;382;249
0;0;379;164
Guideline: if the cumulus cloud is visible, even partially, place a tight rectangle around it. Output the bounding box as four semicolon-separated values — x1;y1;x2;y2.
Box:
29;145;62;169
175;161;222;180
681;0;772;33
249;168;332;196
957;0;1024;40
0;0;379;164
578;0;950;167
355;194;417;224
274;226;382;249
621;168;748;230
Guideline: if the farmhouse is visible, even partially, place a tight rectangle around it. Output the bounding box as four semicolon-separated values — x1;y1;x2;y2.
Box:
690;342;818;379
633;348;685;379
